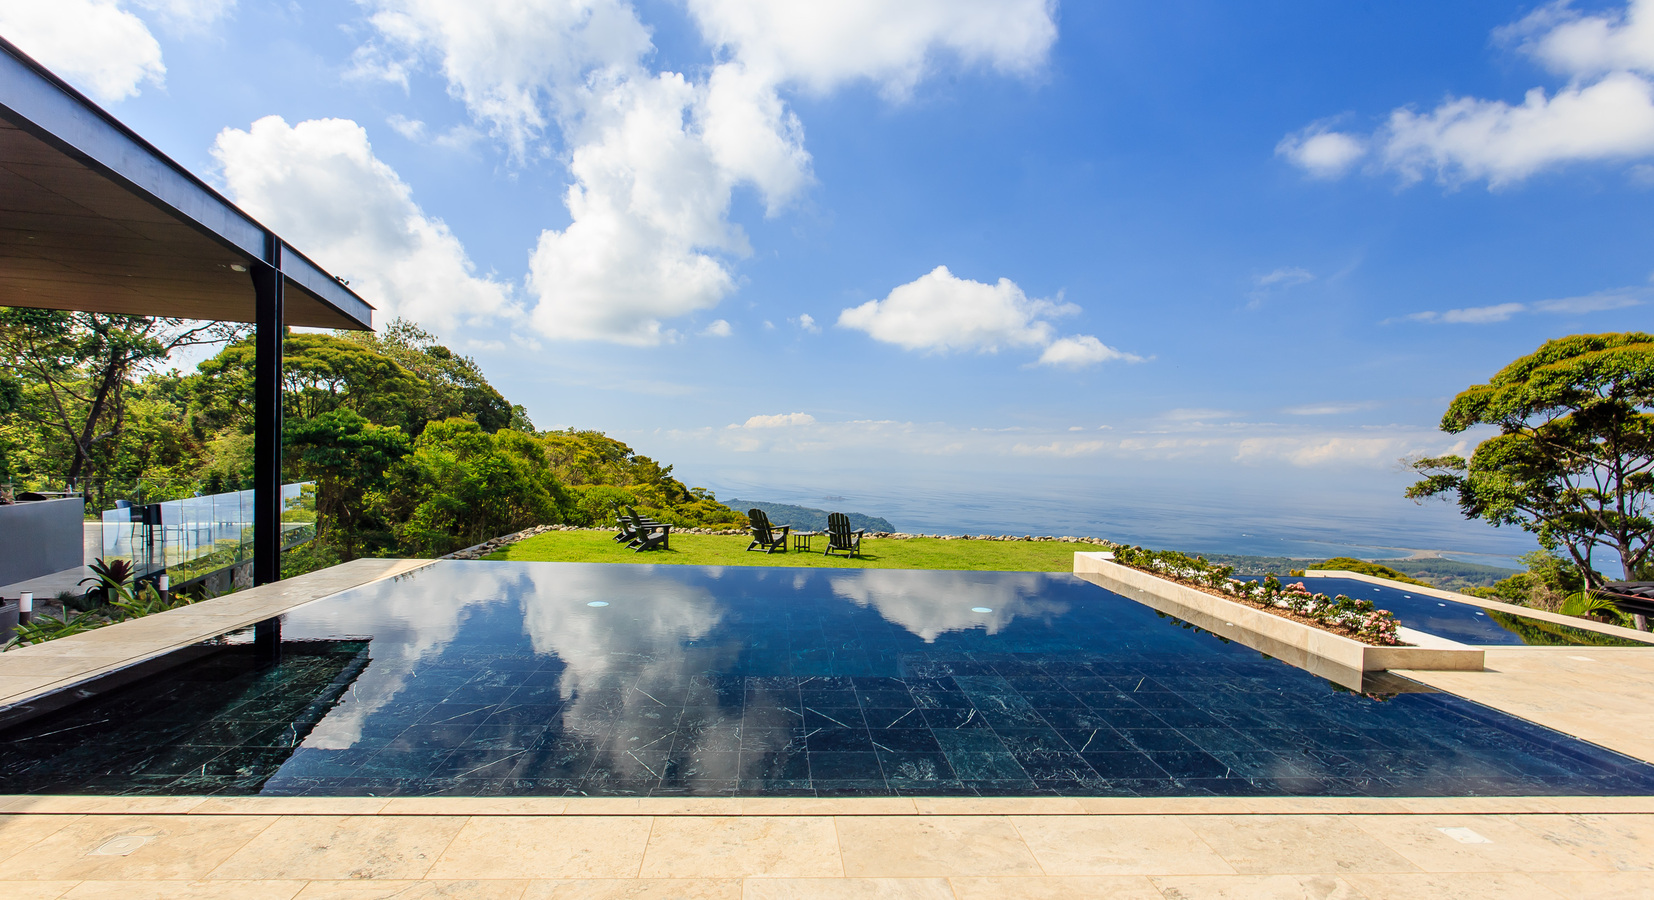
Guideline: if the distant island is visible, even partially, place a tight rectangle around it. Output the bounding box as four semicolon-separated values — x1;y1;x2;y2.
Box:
726;500;895;534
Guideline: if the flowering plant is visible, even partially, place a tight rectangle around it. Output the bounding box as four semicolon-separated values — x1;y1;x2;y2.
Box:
1109;545;1401;645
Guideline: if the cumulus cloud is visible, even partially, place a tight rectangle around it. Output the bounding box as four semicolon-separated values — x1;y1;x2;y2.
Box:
357;1;1058;344
1284;0;1654;186
838;267;1138;368
685;0;1058;97
1275;125;1365;178
1037;335;1141;368
700;319;732;337
213;116;517;331
1394;288;1644;324
793;313;820;333
0;0;165;102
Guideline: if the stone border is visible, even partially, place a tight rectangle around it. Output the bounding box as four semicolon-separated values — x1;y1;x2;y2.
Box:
0;558;434;716
1074;553;1484;682
3;793;1652;817
1304;569;1654;646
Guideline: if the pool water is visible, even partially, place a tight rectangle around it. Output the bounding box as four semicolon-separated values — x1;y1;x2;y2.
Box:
1302;577;1648;647
2;560;1652;798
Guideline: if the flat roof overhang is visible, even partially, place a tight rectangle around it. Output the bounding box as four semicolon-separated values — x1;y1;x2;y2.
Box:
0;38;372;330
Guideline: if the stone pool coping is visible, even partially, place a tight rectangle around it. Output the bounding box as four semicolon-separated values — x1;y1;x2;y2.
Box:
1073;553;1485;687
0;558;435;715
3;793;1654;817
1304;569;1654;646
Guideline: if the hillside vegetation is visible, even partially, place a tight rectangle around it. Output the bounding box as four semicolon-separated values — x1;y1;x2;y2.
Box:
0;312;745;569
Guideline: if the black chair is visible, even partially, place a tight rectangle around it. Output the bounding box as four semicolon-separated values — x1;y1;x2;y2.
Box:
822;512;864;558
626;513;671;552
614;504;662;543
746;508;789;553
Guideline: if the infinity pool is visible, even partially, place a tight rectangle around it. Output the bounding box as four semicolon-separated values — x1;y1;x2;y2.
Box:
2;561;1651;798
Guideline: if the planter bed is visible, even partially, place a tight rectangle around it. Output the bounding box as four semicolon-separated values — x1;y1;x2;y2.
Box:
1074;552;1483;684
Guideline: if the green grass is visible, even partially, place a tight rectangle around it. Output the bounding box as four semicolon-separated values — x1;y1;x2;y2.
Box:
484;530;1086;571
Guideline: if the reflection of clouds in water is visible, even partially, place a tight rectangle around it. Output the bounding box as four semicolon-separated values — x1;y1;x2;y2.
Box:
520;566;752;782
829;570;1068;642
292;563;526;749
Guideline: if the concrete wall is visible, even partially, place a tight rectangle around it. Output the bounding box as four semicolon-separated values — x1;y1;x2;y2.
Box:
0;497;85;587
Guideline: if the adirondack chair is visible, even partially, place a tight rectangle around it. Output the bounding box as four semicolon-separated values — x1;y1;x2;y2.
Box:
626;513;671;552
746;508;789;553
822;512;865;558
614;504;663;543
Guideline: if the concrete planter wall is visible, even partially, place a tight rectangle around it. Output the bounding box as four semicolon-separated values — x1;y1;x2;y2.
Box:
1074;552;1483;685
0;497;84;587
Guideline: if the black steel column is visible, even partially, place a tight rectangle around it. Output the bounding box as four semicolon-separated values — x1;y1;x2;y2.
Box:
251;236;284;587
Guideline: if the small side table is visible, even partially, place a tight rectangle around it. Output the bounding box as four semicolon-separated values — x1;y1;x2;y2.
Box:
792;530;822;552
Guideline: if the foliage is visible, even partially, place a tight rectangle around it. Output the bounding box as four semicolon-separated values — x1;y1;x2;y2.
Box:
540;429;743;527
0;308;242;505
1110;545;1402;645
1407;332;1654;585
1475;549;1588;611
12;609;105;645
76;557;136;608
1292;557;1433;587
488;530;1087;571
285;408;410;555
342;320;513;434
375;419;574;556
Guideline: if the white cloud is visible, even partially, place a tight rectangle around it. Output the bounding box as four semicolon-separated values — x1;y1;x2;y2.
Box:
352;0;653;156
133;0;234;30
357;2;1058;344
386;114;427;141
1286;1;1654;186
1282;403;1368;416
1037;335;1140;368
739;412;816;428
213;116;517;331
1255;266;1315;288
1276;125;1365;178
1396;288;1644;324
1384;72;1654;186
838;265;1069;353
792;313;820;333
685;0;1058;97
700;319;732;337
1501;0;1654;79
0;0;164;102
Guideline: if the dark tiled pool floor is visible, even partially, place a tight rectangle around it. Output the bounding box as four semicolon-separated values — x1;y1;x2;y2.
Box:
2;561;1652;798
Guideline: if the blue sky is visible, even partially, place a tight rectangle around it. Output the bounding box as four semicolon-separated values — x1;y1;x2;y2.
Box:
6;1;1652;556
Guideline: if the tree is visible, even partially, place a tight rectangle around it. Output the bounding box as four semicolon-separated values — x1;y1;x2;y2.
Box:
285;408;410;556
344;319;512;433
0;308;243;498
1406;333;1654;586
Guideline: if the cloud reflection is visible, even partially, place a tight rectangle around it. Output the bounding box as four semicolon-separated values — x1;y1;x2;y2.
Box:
828;570;1067;642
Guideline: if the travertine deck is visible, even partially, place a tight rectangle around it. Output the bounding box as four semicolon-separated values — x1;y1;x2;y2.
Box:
1398;646;1654;765
2;806;1651;898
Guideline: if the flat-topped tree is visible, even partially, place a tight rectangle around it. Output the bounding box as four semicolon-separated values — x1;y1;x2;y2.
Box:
1407;333;1654;586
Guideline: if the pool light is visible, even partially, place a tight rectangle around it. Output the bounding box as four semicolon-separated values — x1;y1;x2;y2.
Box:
971;607;992;613
587;601;609;607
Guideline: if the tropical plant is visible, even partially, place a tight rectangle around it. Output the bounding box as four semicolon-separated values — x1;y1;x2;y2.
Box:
12;608;106;645
77;557;136;607
1407;333;1654;588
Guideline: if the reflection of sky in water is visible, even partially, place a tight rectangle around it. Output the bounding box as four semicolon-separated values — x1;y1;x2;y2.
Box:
829;570;1066;642
10;560;1654;798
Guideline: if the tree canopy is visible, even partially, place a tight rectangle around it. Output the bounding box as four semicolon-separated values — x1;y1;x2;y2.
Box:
1406;332;1654;584
2;310;744;566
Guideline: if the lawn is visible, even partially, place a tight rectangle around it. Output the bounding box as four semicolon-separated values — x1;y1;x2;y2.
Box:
484;529;1087;572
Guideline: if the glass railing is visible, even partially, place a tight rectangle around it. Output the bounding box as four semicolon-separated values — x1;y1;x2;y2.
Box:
100;482;316;582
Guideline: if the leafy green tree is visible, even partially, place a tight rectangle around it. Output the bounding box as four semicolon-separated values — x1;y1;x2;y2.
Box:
0;308;240;498
285;408;411;556
344;319;512;433
375;419;572;556
1407;333;1654;586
